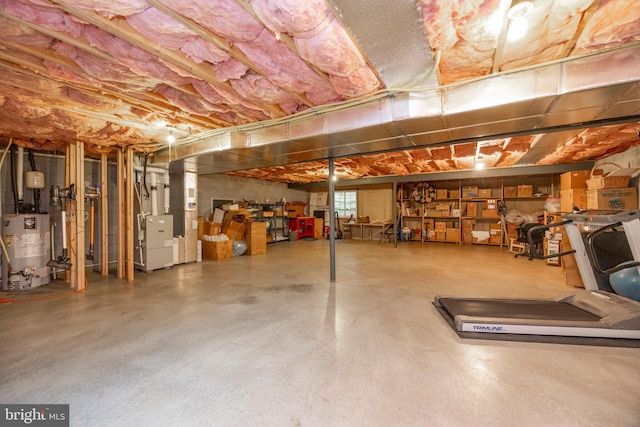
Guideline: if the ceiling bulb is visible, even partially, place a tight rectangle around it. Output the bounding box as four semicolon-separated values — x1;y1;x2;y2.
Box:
475;162;485;170
507;1;533;20
167;133;176;144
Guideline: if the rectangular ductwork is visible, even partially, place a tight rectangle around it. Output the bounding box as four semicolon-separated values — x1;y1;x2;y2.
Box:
154;45;640;174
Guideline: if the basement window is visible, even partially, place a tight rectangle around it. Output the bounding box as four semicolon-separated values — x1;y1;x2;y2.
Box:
334;190;357;218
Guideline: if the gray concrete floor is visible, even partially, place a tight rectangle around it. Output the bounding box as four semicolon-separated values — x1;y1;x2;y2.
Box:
1;239;639;426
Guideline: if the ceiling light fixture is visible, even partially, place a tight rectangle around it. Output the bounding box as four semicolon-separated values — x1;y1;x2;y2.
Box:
506;1;533;41
475;161;485;171
167;133;175;144
507;1;533;20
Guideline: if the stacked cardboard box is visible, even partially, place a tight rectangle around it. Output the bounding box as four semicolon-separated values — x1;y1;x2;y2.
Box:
482;199;499;218
202;240;233;261
478;188;492;198
586;187;637;210
560;170;591;212
445;228;460;242
246;222;267;255
462;219;474;243
462;186;478;198
517;185;533;198
489;222;502;245
503;186;517;198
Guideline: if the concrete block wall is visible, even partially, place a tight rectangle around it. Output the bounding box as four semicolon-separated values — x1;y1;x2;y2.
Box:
197;173;310;219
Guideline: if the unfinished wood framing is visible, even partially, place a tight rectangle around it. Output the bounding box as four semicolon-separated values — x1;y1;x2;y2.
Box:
101;153;109;276
125;147;134;282
65;141;86;291
117;149;125;279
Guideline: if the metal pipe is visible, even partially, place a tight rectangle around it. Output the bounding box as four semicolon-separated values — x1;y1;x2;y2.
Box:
16;146;24;203
163;174;170;215
329;157;336;282
150;172;158;216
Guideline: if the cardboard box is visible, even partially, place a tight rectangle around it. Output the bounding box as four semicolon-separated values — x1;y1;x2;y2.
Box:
222;209;250;225
435;204;450;216
483;199;499;218
424;218;435;229
177;236;185;264
489;229;502;245
225;221;247;241
503;186;517;198
435;231;446;241
202;240;233;260
197;217;205;240
435;221;447;230
462;219;475;232
482;208;499;218
246;222;267;255
201;221;221;237
517;185;533;198
311;193;328;205
545;239;561;266
436;189;448;199
314;218;324;239
586;187;638;210
560;189;587;212
466;202;479;217
445;228;460;242
478;188;492;198
286;203;306;218
462;186;478;199
561;170;592;190
449;189;460;199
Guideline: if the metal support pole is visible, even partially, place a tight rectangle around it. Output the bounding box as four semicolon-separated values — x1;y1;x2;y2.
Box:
392;181;398;248
329;157;336;282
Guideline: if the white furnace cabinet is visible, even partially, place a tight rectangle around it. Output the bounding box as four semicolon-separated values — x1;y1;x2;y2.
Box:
136;215;174;272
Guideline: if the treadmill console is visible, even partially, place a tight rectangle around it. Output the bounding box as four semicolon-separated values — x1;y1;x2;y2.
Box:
564;209;640;224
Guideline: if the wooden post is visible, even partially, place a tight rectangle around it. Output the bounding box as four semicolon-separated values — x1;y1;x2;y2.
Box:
66;141;86;291
101;153;109;276
125;147;134;281
75;142;86;291
117;149;125;279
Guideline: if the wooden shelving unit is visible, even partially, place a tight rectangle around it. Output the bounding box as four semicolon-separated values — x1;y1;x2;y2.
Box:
398;174;559;246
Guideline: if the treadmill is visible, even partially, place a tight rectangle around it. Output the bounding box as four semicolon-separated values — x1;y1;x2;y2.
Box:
434;209;640;341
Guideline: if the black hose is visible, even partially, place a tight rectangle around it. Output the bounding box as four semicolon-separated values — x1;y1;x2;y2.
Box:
10;145;18;213
142;154;149;199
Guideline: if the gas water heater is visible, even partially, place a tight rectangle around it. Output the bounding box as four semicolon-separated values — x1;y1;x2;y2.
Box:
1;214;50;291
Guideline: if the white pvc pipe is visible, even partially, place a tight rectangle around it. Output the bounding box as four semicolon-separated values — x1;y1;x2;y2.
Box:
132;163;170;216
150;172;158;216
163;174;170;215
17;146;24;202
132;163;168;175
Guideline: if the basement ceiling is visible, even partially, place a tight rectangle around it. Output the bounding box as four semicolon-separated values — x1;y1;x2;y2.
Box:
0;0;639;183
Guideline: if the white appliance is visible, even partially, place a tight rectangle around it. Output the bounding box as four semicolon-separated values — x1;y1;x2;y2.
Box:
2;214;50;291
135;214;174;272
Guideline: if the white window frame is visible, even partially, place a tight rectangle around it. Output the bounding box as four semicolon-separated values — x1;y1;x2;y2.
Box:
334;190;357;218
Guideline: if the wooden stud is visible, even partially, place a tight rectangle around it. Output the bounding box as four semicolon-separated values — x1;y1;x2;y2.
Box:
101;153;109;276
75;141;86;291
117;149;125;280
125;147;135;282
